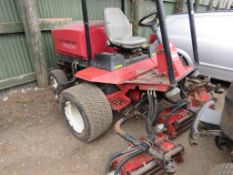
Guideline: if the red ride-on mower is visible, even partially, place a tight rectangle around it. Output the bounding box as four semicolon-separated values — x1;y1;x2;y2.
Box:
190;82;233;175
49;0;219;174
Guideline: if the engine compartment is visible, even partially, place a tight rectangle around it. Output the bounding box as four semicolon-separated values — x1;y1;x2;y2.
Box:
52;23;110;59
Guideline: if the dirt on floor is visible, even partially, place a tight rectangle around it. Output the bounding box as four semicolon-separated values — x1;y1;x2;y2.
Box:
0;85;231;175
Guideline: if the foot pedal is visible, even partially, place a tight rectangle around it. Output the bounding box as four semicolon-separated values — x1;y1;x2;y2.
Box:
107;92;131;111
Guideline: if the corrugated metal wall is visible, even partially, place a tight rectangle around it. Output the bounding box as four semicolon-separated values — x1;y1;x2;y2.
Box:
0;0;232;91
0;0;34;89
37;0;83;69
0;0;132;90
0;0;134;90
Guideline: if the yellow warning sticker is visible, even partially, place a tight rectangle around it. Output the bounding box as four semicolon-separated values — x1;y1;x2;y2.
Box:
115;64;123;69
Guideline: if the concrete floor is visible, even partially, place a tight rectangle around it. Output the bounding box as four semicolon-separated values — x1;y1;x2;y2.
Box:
0;86;231;175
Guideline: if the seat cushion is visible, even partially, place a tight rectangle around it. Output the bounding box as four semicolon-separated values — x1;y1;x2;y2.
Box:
104;8;146;49
112;36;147;48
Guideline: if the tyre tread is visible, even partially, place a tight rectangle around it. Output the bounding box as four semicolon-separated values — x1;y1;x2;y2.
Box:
61;83;113;142
49;69;68;84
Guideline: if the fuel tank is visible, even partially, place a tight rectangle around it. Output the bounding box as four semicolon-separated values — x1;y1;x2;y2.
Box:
220;82;233;140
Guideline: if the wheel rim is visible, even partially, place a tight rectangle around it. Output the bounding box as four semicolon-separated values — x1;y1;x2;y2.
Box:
64;101;85;133
49;76;58;90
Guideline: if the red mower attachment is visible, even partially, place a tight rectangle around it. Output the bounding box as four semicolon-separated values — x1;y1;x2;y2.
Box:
107;89;184;175
109;138;184;175
158;108;194;139
186;76;224;109
156;76;221;139
110;153;160;175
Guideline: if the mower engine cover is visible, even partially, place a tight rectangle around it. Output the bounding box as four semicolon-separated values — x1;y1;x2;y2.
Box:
52;23;111;59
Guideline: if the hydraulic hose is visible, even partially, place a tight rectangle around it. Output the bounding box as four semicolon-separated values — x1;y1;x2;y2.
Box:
170;101;188;113
146;89;158;139
163;94;196;115
164;101;188;128
146;90;154;138
113;148;144;175
115;116;141;146
55;77;76;95
107;146;142;172
112;90;158;175
151;92;158;123
111;119;152;174
113;143;150;175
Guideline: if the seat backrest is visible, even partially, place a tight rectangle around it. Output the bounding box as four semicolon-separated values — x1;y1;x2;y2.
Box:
104;8;131;41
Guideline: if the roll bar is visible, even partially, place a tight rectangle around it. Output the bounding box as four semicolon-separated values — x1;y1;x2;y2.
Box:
154;0;199;86
155;0;176;86
81;0;92;66
187;0;199;66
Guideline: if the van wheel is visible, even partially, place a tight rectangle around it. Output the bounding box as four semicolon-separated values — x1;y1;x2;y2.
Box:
209;163;233;175
60;83;113;142
176;48;194;67
49;69;68;92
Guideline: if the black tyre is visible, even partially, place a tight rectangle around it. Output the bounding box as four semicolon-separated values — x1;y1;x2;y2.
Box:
49;69;68;92
209;163;233;175
60;83;113;142
178;53;189;66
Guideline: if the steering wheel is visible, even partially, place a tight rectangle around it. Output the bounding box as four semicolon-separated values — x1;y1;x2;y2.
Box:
138;12;158;28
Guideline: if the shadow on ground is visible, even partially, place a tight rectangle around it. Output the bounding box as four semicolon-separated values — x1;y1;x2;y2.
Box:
0;87;230;175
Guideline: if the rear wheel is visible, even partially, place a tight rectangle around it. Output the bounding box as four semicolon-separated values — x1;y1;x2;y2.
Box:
49;69;68;92
209;163;233;175
60;83;113;142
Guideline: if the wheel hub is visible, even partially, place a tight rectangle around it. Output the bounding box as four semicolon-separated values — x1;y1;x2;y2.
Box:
64;101;85;133
50;76;58;90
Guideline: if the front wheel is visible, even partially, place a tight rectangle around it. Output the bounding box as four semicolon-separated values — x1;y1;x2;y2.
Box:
49;69;68;92
60;83;113;142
